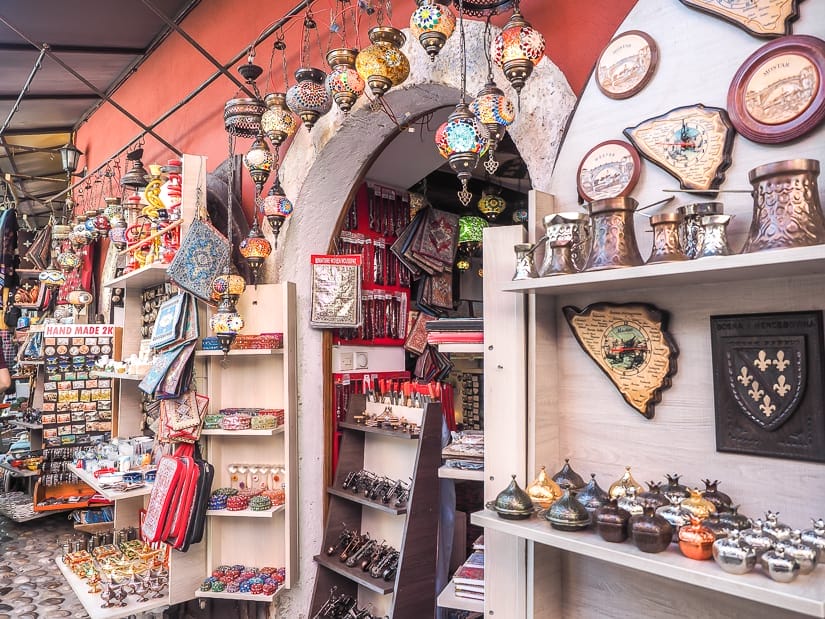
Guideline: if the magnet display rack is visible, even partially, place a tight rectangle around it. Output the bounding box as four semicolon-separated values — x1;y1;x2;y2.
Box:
52;154;208;619
194;283;298;603
310;394;441;617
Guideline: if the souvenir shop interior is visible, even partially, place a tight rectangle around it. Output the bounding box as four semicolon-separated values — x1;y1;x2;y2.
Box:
0;1;824;618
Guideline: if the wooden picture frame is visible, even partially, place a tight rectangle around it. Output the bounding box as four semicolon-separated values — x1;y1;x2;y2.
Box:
727;34;825;144
563;302;678;419
710;311;825;463
624;103;736;191
679;0;803;39
576;140;641;202
595;30;659;99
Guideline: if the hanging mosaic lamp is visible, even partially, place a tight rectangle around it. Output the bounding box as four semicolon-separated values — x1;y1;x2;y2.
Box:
70;218;94;247
67;288;93;314
39;260;67;290
239;219;272;285
470;78;515;174
56;249;81;272
286;68;333;131
477;191;507;221
211;270;247;304
512;207;528;224
491;3;545;95
261;92;297;147
109;217;128;249
224;61;267;138
456;214;488;270
243;134;273;197
355;27;410;98
262;177;293;249
209;294;245;354
325;48;365;113
410;0;456;61
435;102;490;206
120;148;150;190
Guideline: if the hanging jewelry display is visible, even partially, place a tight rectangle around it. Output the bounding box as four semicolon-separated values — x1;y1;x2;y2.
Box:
435;0;490;206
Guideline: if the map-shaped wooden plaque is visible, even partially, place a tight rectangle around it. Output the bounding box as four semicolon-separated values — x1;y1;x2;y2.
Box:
679;0;802;39
563;303;679;419
624;104;736;191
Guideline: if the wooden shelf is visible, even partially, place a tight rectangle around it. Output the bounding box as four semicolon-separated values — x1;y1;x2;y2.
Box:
438;466;484;482
104;263;169;289
206;505;284;518
0;461;39;477
471;509;825;618
10;420;43;430
195;348;283;357
200;428;284;436
437;579;484;613
313;554;395;595
68;464;153;501
90;370;147;381
436;342;485;354
502;244;825;296
337;420;419;439
55;556;168;619
195;588;282;602
326;486;408;515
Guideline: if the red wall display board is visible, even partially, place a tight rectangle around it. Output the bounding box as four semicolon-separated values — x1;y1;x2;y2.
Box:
333;183;413;347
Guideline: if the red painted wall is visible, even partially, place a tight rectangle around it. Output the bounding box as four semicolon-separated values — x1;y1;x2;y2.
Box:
77;0;636;209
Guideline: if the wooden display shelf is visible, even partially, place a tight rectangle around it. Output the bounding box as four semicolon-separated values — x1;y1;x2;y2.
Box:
10;420;42;430
436;342;485;354
200;428;284;436
337;421;419;440
195;588;282;602
472;509;825;618
68;464;153;501
313;554;395;595
55;556;169;619
326;486;407;515
438;466;484;482
502;244;825;296
0;461;39;477
90;370;147;381
195;348;283;357
205;505;284;518
104;263;169;289
437;579;484;613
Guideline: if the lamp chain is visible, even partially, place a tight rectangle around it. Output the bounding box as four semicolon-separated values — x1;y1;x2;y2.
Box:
458;0;466;103
484;13;493;81
226;132;235;268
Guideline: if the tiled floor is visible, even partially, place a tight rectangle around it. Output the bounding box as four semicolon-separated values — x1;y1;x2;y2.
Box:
0;512;88;618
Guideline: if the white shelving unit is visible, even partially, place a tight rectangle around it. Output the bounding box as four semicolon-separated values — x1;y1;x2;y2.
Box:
436;342;485;354
54;154;208;615
437;579;485;614
195;282;298;603
437;465;484;482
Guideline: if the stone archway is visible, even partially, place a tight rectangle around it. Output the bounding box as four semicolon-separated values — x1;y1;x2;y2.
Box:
266;19;576;616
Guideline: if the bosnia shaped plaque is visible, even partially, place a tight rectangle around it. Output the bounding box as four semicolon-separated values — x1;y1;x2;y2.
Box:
624;104;736;191
679;0;803;39
563;303;678;419
710;311;825;462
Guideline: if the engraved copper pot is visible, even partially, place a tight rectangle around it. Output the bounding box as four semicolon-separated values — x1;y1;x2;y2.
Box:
712;529;757;574
526;465;562;509
595;499;631;543
630;506;673;553
541;239;577;276
656;496;692;542
677;202;724;259
700;479;732;513
512;243;536;281
759;545;800;583
697;215;734;257
719;505;751;532
788;530;819;574
742;159;825;253
741;519;775;557
575;473;610;514
545;486;591;531
583;197;642;271
488;474;534;520
647;213;689;264
539;212;591;274
551;458;585;492
680;488;717;521
801;518;825;561
678;516;715;560
638;481;670;511
763;510;792;544
608;466;644;500
663;473;690;502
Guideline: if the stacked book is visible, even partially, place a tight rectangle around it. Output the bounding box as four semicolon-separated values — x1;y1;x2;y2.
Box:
453;542;484;602
426;317;483;345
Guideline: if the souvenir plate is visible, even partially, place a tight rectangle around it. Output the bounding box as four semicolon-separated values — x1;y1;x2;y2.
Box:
727;35;825;144
624;104;735;191
595;30;659;99
577;140;641;202
679;0;802;39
